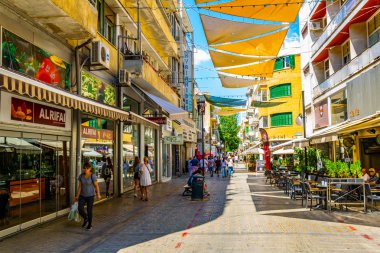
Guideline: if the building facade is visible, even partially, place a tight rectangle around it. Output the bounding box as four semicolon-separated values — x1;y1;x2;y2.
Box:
0;0;196;238
300;0;380;168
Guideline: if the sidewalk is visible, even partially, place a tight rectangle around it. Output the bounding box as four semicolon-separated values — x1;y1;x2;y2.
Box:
1;173;380;253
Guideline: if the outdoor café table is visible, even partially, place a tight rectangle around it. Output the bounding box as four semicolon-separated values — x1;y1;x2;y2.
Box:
327;179;366;212
314;185;328;209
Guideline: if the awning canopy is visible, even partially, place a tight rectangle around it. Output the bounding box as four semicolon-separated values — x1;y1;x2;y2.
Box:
218;73;265;88
271;138;309;151
272;148;294;155
218;59;275;77
200;0;302;23
210;50;266;68
205;95;246;107
243;147;264;155
0;69;132;122
200;14;288;45
211;29;288;57
144;91;189;120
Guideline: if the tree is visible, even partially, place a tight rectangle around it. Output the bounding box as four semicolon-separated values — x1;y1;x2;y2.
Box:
218;115;241;152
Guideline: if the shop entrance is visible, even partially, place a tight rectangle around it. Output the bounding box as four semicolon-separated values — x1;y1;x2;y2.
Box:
360;138;380;170
0;134;70;233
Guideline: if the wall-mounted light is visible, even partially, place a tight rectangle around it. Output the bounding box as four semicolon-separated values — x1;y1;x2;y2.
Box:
367;129;376;135
296;113;304;126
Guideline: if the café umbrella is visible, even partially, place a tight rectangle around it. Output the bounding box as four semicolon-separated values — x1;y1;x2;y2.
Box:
83;150;103;157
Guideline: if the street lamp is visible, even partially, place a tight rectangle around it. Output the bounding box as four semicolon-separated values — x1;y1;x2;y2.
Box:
197;94;206;174
296;90;308;167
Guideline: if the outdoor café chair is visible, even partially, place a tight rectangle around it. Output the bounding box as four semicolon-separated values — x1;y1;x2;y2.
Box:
365;184;380;212
290;178;302;200
305;182;327;211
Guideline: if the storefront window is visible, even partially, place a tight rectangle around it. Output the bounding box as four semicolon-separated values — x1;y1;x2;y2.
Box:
331;90;347;125
122;124;139;192
122;95;140;114
0;136;70;231
144;126;157;181
81;116;114;198
162;144;171;178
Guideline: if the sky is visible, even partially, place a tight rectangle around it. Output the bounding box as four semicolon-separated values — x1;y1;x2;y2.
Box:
183;0;301;99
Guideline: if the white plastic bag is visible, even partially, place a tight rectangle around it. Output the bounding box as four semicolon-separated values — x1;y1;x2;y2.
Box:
68;202;81;222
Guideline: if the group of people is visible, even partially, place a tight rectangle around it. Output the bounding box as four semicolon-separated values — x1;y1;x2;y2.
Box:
188;155;236;179
361;167;380;185
74;156;153;231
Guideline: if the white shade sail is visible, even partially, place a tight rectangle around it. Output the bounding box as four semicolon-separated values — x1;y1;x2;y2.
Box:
200;14;287;45
218;73;265;88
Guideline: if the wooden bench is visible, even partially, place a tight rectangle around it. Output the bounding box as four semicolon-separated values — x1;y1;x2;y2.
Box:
182;184;192;196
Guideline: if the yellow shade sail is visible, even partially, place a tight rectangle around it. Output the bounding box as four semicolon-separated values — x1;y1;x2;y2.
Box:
218;59;275;77
212;29;288;57
217;107;246;116
195;0;217;4
200;0;302;23
210;50;266;68
200;14;288;45
218;73;265;88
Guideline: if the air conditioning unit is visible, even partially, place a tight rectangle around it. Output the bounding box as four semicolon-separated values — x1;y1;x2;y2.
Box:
119;69;131;86
310;21;322;31
91;41;110;69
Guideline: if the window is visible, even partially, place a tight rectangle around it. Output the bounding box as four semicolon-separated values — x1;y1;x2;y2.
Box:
260;89;268;101
274;55;296;70
270;113;293;127
270;83;292;99
368;11;380;47
342;40;350;65
259;116;268;128
97;0;116;45
331;90;347;125
324;59;330;79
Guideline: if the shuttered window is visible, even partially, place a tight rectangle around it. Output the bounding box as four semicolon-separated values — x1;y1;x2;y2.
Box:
274;55;295;70
271;113;293;127
270;83;291;99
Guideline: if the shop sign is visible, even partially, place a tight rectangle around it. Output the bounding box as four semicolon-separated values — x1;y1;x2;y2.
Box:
146;117;167;124
11;97;66;127
347;66;380;120
184;50;193;112
2;29;71;90
165;118;173;132
99;129;114;140
81;126;97;138
314;99;329;129
164;134;183;145
81;71;116;106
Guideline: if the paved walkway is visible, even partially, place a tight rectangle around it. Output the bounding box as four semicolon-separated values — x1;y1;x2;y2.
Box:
1;173;380;253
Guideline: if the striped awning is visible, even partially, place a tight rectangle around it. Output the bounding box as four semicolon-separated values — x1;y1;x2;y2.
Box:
0;69;135;122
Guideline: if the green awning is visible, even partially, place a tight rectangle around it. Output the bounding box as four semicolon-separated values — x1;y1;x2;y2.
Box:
252;101;285;108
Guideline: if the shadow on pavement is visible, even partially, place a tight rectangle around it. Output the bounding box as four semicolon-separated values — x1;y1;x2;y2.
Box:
247;174;380;228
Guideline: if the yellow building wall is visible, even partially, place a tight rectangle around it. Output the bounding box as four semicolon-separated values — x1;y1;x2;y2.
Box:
259;55;303;141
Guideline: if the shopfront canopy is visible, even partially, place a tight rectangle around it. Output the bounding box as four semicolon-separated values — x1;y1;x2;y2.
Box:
212;29;288;57
272;148;294;155
218;73;265;88
200;0;302;23
218;59;275;77
210;50;267;68
216;107;246;116
200;14;287;45
144;92;189;120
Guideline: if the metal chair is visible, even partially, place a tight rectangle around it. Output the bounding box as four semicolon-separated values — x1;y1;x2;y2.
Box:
365;184;380;212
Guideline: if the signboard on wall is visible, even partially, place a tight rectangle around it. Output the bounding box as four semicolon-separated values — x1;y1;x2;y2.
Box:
164;135;183;145
314;99;329;129
184;50;193;112
81;71;116;106
81;126;97;138
146;117;167;125
11;97;66;127
347;65;380;120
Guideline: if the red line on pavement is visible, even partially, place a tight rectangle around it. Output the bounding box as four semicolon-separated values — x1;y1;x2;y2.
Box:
361;234;373;240
348;226;357;231
182;232;188;237
175;242;182;248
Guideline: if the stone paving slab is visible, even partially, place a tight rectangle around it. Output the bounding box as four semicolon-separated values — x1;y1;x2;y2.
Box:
1;173;380;253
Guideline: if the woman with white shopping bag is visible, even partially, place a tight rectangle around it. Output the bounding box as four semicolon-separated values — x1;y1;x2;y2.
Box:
75;162;101;231
139;156;153;201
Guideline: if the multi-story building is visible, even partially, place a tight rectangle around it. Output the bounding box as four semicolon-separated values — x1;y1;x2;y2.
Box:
254;54;303;147
0;0;196;238
300;0;380;168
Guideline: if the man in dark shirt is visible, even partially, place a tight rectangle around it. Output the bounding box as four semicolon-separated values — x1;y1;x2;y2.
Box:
190;156;199;176
368;168;380;185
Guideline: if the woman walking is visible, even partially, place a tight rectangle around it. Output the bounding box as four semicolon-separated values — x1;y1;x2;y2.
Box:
139;156;153;201
228;158;234;178
104;157;113;198
75;162;101;231
133;156;141;198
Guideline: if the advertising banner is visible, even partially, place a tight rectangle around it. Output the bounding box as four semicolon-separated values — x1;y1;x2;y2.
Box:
81;71;116;106
184;50;193;112
259;128;271;171
146;117;167;125
2;29;71;90
11;97;66;127
314;99;329;129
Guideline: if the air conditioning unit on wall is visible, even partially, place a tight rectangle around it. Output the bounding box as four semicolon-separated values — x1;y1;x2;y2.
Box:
119;69;131;86
91;41;110;69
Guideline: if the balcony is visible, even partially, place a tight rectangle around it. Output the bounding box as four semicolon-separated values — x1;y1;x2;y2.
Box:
6;0;97;39
313;38;380;98
311;0;362;56
126;0;178;58
123;56;179;106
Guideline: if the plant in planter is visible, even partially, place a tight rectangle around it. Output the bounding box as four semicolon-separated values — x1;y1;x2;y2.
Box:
349;160;362;178
325;159;337;178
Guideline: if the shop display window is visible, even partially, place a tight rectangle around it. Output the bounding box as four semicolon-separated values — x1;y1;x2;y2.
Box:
144;126;157;181
81;72;116;106
81;116;114;198
122;124;140;192
331;90;347;125
0;136;70;231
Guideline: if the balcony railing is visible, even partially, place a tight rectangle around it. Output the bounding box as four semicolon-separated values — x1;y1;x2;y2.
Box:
313;38;380;98
311;0;362;55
